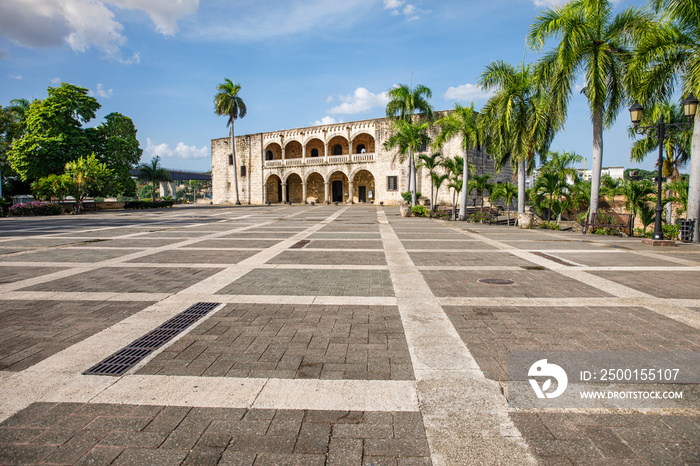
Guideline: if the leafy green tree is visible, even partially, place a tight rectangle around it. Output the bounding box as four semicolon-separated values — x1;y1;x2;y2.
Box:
434;103;482;220
385;83;434;195
416;152;443;211
138;184;154;200
58;153;114;213
528;0;652;223
31;174;68;202
442;156;470;214
491;182;518;225
539;150;583;182
479;61;559;220
620;179;655;231
532;171;570;222
88;112;142;196
467;174;493;208
214;78;247;205
638;203;656;234
137;156;171;201
383;119;431;207
666;177;689;217
600;174;623;197
1;99;31;189
431;172;450;211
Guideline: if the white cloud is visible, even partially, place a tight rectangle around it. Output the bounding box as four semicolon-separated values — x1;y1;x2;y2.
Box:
9;73;23;80
145;138;209;160
327;87;390;115
50;77;61;83
384;0;403;8
90;83;113;98
444;83;492;102
313;116;343;126
533;0;570;6
0;48;9;59
383;0;421;20
0;0;198;58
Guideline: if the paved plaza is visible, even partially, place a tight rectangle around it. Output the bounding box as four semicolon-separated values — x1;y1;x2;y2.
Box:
0;204;698;465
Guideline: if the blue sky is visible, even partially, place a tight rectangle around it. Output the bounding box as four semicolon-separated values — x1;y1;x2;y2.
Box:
1;0;664;173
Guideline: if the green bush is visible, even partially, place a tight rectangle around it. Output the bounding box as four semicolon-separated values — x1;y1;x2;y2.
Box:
8;201;63;217
592;227;616;235
537;221;561;230
663;224;680;240
469;212;492;223
124;200;175;209
411;205;429;217
401;191;421;203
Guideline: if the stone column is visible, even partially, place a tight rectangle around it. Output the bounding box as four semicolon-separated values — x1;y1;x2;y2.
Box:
281;182;287;203
302;180;308;204
302;145;306;164
281;145;286;161
324;182;330;204
324;144;328;163
348;180;354;204
262;182;267;204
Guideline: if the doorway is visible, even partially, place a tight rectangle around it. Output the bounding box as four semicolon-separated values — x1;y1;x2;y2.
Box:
358;186;366;203
332;180;343;202
277;179;282;202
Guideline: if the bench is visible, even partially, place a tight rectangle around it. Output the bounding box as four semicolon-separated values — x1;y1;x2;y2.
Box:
582;212;633;236
466;207;499;224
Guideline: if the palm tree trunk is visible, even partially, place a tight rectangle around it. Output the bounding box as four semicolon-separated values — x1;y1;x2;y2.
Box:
687;111;700;242
230;125;241;205
589;106;604;223
406;157;412;192
517;159;525;214
459;148;469;220
410;150;417;207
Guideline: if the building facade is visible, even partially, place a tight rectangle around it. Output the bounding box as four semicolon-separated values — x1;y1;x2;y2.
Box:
211;114;512;205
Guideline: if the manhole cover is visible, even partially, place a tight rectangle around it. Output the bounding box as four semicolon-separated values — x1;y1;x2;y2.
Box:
477;278;515;285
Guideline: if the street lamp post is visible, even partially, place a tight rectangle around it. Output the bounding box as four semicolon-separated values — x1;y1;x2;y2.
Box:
629;94;698;241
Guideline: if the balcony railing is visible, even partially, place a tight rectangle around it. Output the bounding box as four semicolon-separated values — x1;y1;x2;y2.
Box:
263;153;375;169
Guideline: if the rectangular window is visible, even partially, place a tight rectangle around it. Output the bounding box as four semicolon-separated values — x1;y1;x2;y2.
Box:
228;154;234;165
240;165;246;177
387;176;398;191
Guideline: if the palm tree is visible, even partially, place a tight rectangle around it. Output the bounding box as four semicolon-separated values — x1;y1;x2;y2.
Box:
491;182;518;225
479;61;559;223
638;203;656;234
214;79;247;205
628;0;699;240
620;179;655;232
443;156;465;218
539;150;583;182
383;120;431;207
533;171;570;222
416;152;443;211
666;177;689;217
431;172;450;212
528;0;652;224
137;156;171;201
434;103;481;220
468;174;493;208
385;83;434;195
600;174;623;198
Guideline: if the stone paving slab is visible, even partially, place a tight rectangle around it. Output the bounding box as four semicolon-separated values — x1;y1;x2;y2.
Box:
187;239;283;249
0;300;154;371
422;270;613;298
127;249;260;265
408;251;537;267
551;251;686;267
501;240;609;250
0;266;68;284
139;303;413;380
0;402;431;465
444;305;700;381
0;248;142;263
510;412;700;465
215;269;395;297
20;267;223;293
307;240;384;249
71;238;183;248
220;231;299;239
590;270;700;299
401;240;496;250
268;251;387;266
6;238;89;248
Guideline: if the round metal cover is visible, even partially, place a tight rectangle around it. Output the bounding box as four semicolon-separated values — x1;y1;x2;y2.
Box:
477;278;515;285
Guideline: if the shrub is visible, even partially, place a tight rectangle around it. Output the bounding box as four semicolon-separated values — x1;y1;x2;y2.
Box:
8;201;63;217
469;212;492;223
663;224;680;240
401;191;422;203
538;221;561;230
411;205;429;217
592;227;616;235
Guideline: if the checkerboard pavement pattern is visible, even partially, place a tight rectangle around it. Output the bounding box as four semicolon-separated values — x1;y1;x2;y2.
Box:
0;205;697;465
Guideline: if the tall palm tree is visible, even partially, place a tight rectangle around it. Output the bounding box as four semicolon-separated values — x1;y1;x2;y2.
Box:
431;172;450;212
385;83;434;195
479;61;559;222
137;156;171;201
383;120;431;207
467;174;493;208
214;79;247;205
528;0;652;224
443;156;465;218
416;152;443;211
620;179;655;232
666;177;689;218
539;150;583;182
434;103;481;220
491;182;518;225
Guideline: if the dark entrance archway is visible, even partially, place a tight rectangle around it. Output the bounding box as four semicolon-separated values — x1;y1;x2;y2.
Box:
332;180;343;202
277;179;283;202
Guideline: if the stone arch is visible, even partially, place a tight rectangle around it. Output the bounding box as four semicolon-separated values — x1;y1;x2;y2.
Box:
351;169;376;203
285;173;303;203
284;140;302;159
265;174;282;203
305;138;324;158
306;172;325;204
350;133;375;153
328;171;349;203
264;143;282;160
327;135;349;155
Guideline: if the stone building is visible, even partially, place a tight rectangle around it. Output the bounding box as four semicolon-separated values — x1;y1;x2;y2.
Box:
211;113;512;206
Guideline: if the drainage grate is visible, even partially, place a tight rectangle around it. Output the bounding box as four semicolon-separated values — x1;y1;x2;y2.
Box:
290;240;310;249
83;302;220;376
531;252;577;266
521;266;547;270
477;278;515;285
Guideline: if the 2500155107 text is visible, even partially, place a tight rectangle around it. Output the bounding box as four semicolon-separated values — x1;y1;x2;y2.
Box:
581;368;680;382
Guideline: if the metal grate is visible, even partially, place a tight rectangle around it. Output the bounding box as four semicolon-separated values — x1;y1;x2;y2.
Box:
83;302;220;376
290;240;310;249
477;278;515;285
